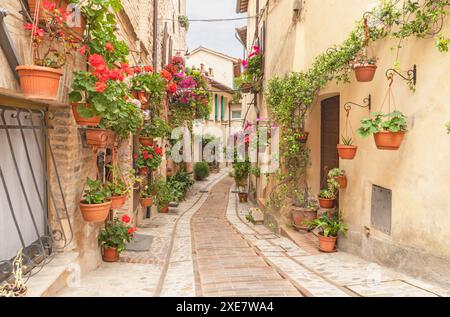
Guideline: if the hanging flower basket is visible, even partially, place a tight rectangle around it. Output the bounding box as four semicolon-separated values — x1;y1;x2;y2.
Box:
71;103;102;126
334;175;347;189
140;197;153;208
139;136;154;147
79;201;111;222
109;195;127;210
373;131;405;150
85;128;108;148
354;64;377;82
16;65;63;100
336;144;357;160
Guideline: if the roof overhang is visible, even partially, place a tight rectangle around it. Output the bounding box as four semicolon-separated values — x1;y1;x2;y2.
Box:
236;0;249;13
208;78;235;95
235;26;247;46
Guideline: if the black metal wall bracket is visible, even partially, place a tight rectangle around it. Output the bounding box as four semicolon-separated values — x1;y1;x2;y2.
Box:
344;94;372;113
0;8;21;82
386;64;417;87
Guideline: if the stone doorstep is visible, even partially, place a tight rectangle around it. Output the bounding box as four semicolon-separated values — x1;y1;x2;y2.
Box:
26;251;79;297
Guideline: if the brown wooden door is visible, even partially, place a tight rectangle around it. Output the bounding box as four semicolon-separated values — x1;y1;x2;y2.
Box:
320;96;340;188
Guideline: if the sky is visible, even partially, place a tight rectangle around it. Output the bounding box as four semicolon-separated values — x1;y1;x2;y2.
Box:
186;0;245;59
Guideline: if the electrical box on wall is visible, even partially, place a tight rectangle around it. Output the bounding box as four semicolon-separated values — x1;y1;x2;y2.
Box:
371;185;392;235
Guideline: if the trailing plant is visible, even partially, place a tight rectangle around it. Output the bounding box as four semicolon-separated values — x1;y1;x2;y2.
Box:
328;168;345;178
98;216;136;253
178;15;190;29
140;118;171;139
265;0;450;209
140;182;156;199
82;178;110;204
357;110;408;137
235;45;263;92
105;166;136;197
304;213;348;237
24;1;78;68
134;145;163;170
131;68;166;108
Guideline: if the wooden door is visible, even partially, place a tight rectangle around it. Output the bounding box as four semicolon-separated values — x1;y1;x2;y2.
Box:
320;96;340;187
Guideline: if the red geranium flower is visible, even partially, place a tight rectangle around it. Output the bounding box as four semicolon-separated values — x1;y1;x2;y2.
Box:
121;215;131;224
79;45;87;55
144;66;153;72
105;42;114;52
160;69;172;81
88;54;106;69
23;23;34;30
133;154;138;160
134;66;142;74
128;227;137;235
121;63;134;76
167;82;177;94
43;1;56;11
95;81;107;93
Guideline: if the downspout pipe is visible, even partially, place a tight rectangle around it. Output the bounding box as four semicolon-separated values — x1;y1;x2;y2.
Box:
0;9;20;82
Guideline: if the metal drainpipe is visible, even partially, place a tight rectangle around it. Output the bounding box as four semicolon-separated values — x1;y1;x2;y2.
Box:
153;0;158;70
0;9;20;82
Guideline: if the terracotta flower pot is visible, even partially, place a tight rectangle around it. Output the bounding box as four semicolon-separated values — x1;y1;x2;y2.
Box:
334;175;347;189
139;136;154;147
85;128;108;148
79;200;111;223
102;246;119;262
238;192;248;203
373;131;405;150
298;132;309;143
16;65;63;100
140;197;153;208
159;205;169;213
354;64;377;82
318;197;335;209
71;103;101;126
337;144;357;160
292;206;317;230
109;195;127;210
318;234;337;253
139;167;149;176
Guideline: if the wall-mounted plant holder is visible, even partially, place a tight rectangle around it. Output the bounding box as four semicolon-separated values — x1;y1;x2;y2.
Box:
344;94;372;113
385;64;417;89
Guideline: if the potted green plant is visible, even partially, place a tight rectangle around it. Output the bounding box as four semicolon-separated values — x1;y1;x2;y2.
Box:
139;183;155;208
235;45;262;93
231;156;251;202
154;179;173;213
178;15;190;30
18;3;77;100
79;178;111;222
291;192;319;230
105;167;135;210
357;110;408;150
318;178;339;209
139;118;171;146
337;136;357;160
98;216;136;262
304;213;348;252
328;168;347;189
134;145;164;176
131;68;166;110
352;54;378;82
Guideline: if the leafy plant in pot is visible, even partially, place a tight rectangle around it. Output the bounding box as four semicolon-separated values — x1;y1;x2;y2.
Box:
291;191;319;230
105;166;136;210
304;213;348;253
134;145;163;176
318;178;339;209
351;54;377;82
79;178;111;222
357;110;408;150
98;216;136;262
139;183;155;208
231;154;251;202
337;136;357;159
328;168;347;189
139;118;171;146
18;2;78;100
154;179;173;213
131;67;166;110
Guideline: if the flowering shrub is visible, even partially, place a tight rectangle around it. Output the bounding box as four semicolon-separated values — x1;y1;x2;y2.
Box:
235;45;263;93
134;145;163;170
98;216;136;253
131;67;166;109
24;1;78;68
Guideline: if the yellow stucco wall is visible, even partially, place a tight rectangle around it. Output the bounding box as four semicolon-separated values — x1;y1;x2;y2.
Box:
243;0;450;265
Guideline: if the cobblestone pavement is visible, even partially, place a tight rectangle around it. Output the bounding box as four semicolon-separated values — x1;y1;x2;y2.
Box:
226;182;450;297
191;177;302;297
57;174;450;297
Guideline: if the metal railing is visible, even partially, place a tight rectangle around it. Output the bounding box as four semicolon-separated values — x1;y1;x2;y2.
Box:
0;105;73;283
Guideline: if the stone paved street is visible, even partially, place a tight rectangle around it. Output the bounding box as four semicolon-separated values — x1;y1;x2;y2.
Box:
56;173;450;297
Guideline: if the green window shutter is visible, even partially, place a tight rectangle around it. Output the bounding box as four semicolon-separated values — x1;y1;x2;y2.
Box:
214;94;218;121
221;96;225;121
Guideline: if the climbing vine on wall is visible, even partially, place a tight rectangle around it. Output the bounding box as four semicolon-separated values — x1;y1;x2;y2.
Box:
265;0;450;208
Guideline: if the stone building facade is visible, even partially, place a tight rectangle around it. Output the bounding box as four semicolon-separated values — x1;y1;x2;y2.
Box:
0;0;185;294
236;0;450;286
